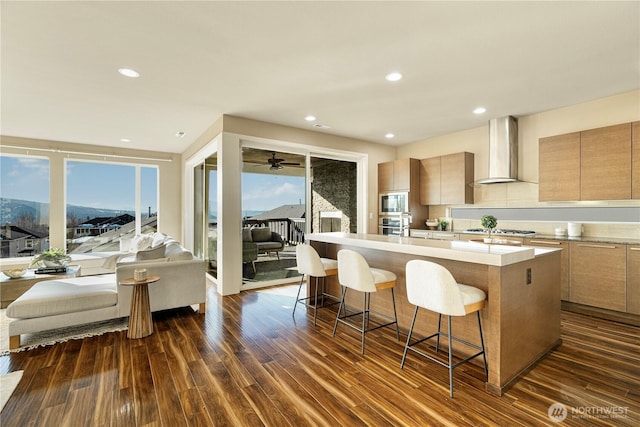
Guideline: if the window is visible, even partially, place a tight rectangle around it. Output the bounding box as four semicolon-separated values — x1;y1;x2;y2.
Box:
0;155;50;258
65;160;158;253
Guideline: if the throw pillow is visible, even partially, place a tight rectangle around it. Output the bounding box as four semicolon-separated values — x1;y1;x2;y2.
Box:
251;227;272;242
151;232;167;248
135;244;166;261
130;234;154;252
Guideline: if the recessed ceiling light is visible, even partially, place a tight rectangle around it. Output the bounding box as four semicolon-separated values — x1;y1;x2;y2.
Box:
313;123;330;129
175;131;186;138
473;107;487;115
118;68;140;78
385;133;395;139
385;72;403;82
304;115;316;122
120;138;131;143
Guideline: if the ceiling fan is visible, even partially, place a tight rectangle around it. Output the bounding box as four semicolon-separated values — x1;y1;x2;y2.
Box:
266;152;301;170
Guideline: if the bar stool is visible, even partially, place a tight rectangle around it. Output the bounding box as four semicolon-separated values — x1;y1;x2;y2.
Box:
332;249;399;354
401;260;488;398
292;244;339;325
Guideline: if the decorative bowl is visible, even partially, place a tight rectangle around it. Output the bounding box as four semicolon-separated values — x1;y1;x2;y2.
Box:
2;268;28;279
425;220;439;230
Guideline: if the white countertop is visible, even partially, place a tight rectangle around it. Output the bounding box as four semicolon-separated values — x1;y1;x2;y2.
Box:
307;232;558;267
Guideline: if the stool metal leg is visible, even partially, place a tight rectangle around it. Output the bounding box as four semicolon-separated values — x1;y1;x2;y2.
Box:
400;305;420;368
361;292;368;353
478;311;488;376
333;286;348;336
313;276;320;325
391;288;400;340
436;314;442;352
292;274;305;318
448;315;454;398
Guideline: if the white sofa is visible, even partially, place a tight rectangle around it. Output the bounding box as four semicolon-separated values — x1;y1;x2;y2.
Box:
6;233;206;349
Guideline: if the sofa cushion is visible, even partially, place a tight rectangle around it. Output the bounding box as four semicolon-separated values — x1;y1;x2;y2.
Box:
6;274;117;319
136;244;166;261
251;227;272;242
242;228;253;242
120;237;133;252
165;242;193;261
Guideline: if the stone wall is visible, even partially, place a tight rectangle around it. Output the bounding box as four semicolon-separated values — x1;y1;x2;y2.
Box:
311;159;357;233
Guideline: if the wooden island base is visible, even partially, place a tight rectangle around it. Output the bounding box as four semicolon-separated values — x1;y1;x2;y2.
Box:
309;235;562;396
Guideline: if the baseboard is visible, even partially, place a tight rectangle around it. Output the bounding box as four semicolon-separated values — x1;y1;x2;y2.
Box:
561;301;640;327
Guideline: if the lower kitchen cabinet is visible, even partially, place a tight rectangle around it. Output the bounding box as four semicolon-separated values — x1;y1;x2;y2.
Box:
628;245;640;314
524;238;569;300
569;241;627;312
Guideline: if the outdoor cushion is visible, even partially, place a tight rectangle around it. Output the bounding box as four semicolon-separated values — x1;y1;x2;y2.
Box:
242;228;253;242
6;274;117;319
254;241;283;251
251;227;272;242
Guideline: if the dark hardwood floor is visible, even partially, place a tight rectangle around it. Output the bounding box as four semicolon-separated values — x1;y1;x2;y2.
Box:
1;283;638;426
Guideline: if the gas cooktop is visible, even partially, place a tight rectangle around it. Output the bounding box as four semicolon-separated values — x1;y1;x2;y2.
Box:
464;228;536;236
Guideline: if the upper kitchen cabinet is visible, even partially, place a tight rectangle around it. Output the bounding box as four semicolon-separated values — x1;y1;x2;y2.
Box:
581;123;632;200
419;157;440;205
539;132;581;201
632;122;640;199
539;122;635;201
419;152;474;205
378;158;418;192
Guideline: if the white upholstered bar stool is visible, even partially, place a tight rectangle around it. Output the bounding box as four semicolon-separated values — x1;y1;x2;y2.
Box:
332;249;400;354
292;244;339;325
401;260;488;398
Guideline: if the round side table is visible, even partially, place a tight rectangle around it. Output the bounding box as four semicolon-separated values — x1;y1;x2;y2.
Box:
119;275;160;339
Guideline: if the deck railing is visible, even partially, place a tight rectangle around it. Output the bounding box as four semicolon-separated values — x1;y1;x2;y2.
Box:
244;218;306;245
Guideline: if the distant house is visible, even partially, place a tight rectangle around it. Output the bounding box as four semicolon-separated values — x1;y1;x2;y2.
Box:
0;224;48;258
247;204;305;221
73;214;135;238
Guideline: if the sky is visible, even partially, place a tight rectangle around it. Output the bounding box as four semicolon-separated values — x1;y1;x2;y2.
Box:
1;155;302;216
1;156;158;212
209;169;305;215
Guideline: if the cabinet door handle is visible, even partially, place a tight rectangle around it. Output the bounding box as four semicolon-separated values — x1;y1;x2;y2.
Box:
529;240;562;245
577;244;617;249
630;247;640;251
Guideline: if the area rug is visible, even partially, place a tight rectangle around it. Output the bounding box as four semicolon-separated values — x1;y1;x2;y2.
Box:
0;309;128;355
0;370;23;412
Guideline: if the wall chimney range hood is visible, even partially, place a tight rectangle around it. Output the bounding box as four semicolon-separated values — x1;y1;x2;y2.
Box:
476;116;519;184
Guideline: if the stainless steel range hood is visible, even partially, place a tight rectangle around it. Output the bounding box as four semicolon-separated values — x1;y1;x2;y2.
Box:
476;116;518;184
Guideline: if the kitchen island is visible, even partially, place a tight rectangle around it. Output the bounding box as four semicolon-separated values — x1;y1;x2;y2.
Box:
307;232;562;396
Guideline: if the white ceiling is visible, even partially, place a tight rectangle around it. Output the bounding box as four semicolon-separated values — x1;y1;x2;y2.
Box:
2;1;639;154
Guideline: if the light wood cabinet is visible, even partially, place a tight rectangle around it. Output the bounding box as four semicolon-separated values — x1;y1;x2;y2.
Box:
419;157;440;205
378;161;395;193
628;245;640;315
632;122;640;199
539;132;580;201
441;152;474;205
580;123;632;200
419;152;474;205
524;238;569;300
539;122;636;201
569;242;627;312
378;158;416;192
